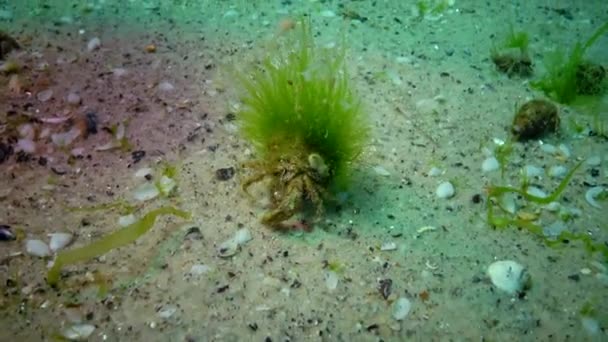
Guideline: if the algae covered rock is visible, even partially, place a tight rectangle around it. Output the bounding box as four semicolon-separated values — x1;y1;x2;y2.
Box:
511;99;559;141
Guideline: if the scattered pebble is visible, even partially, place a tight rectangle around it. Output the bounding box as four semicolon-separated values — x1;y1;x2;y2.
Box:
134;167;153;178
157;305;178;319
158;81;175;92
37;89;53;102
144;44;157;53
436;181;455;199
217;228;252;257
320;10;336;17
428;167;442;177
581;316;600;335
524;164;544;178
392;297;412;320
216;167;235;181
16;139;36;153
25;239;52;257
48;233;73;252
548;165;568;179
380;241;397;251
86;37;101;51
324;270;338;290
62;323;95;341
373;165;391;176
133;182;160;201
118;214;137;227
586;156;601;166
66;92;81;105
112;68;127;77
543;220;567;237
482;157;499;172
487;260;529;295
526;186;547;199
189;264;211;276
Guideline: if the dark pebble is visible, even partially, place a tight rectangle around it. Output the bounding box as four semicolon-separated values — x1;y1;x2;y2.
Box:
216;284;229;293
590;168;599;177
0;142;13;163
216;167;235;181
567;274;580;282
248;322;258;331
131;150;146;163
38;156;47;166
0;224;16;241
471;194;482;203
85;112;98;135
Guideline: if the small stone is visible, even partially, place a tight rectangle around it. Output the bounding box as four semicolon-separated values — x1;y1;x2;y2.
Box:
37;89;53;102
548;165;568;179
62;324;95;340
157;305;177;319
184;227;203;240
380;241;397;251
482;157;499;172
216;167;235;181
392;297;412;320
66;93;81;105
436;181;455;199
25;239;52;257
131;150;146;163
428;167;442;177
48;233;73;252
158;81;174;92
586;156;601;166
189;264;210;276
373;166;391;176
0;224;15;241
324;271;338;290
487;260;530;295
87;37;101;51
144;44;157;53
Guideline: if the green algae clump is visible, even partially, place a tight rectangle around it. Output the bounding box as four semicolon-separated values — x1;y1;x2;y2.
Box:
236;18;369;228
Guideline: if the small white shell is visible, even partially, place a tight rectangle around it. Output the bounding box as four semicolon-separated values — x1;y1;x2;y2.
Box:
62;323;95;340
48;233;73;252
436;181;455;199
487;260;529;295
26;239;52;257
482;157;499;172
324;271;338;290
392;297;412;320
585;187;604;209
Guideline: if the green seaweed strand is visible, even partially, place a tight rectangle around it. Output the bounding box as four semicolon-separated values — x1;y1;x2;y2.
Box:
47;206;191;286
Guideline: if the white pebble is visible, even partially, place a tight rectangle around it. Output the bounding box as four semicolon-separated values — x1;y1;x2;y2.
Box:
118;214;136;227
48;233;73;252
320;10;336;17
112;68;127;77
482;157;499;172
487;260;529;295
26;239;52;257
586;156;601;166
526;186;547;199
324;271;338;290
62;324;95;341
392;297;412;320
157;305;177;319
87;37;101;51
428;167;442;177
540;143;557;154
523;165;544;178
133;182;160;201
436;181;455;199
558;144;571;158
189;264;211;276
548;165;568;179
233;228;252;245
16;139;36;153
373;166;391;176
37;89;53;102
581;317;600;335
66;92;81;105
158;81;175;92
380;241;397;251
